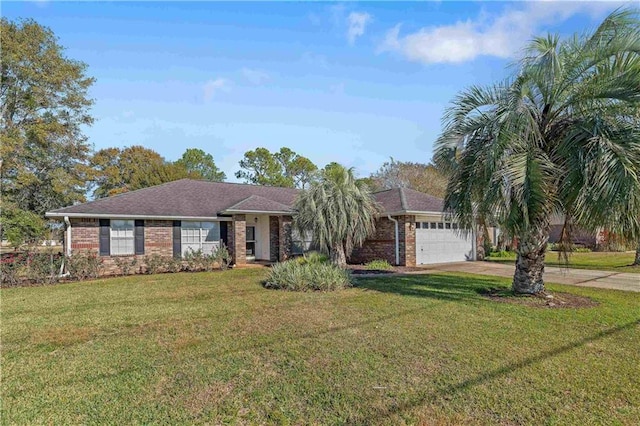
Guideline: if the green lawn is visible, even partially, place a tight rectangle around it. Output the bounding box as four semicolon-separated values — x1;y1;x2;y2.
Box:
3;270;639;425
487;251;639;273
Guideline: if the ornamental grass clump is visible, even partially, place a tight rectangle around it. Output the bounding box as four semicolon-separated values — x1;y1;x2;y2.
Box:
264;260;352;291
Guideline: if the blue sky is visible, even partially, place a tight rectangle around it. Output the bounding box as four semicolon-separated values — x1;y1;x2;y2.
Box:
4;1;631;180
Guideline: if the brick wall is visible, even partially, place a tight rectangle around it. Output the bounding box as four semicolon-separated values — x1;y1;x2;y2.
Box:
349;215;416;266
231;215;246;265
69;218;174;275
278;215;292;262
269;216;280;262
349;217;396;265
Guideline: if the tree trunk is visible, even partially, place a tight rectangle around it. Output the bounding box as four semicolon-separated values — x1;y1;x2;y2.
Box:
634;243;640;266
512;226;549;294
330;242;347;268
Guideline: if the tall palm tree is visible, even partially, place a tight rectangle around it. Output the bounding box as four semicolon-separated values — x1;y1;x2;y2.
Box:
293;164;379;267
435;10;640;294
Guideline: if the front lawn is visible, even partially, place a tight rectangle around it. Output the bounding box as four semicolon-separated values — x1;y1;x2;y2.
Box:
487;250;639;273
3;269;639;424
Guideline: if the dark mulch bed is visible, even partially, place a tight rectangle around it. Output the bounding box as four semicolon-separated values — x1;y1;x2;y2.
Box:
478;287;599;309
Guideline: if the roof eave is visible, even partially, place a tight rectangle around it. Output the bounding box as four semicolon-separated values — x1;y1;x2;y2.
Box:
45;212;232;221
220;209;294;215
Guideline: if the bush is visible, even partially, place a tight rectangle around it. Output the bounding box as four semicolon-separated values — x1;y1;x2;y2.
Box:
212;244;232;270
114;256;138;276
364;259;394;271
184;246;231;272
264;260;352;291
66;252;102;281
26;250;64;284
489;250;515;258
295;251;329;265
143;254;164;275
1;252;28;286
165;256;183;273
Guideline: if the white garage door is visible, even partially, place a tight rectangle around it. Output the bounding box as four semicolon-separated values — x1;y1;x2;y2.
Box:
416;221;473;265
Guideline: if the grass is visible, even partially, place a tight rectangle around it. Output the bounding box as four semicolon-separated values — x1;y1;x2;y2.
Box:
487;250;639;273
2;269;639;424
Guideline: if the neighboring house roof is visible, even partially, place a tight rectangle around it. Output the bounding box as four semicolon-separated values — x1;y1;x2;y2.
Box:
45;179;447;219
373;187;445;215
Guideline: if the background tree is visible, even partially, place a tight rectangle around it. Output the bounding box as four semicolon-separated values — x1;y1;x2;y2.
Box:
293;164;379;267
235;147;317;188
368;158;449;197
1;18;94;231
91;146;197;198
0;203;45;247
434;10;640;294
174;148;226;182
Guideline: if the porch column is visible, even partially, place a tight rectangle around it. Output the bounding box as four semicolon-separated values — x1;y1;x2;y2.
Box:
232;214;246;265
269;216;280;262
278;215;293;262
398;215;416;267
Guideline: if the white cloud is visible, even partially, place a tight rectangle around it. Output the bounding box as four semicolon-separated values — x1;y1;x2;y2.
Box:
241;68;270;85
347;12;372;45
378;1;627;64
202;78;230;101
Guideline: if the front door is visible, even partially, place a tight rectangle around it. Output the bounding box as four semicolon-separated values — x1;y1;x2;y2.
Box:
246;226;256;259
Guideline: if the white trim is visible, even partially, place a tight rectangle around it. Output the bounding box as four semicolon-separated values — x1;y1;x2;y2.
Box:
46;212;231;221
221;209;292;215
387;215;400;266
382;210;444;216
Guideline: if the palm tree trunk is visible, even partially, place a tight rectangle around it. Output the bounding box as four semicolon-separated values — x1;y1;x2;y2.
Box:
512;226;549;294
330;243;347;268
634;243;640;266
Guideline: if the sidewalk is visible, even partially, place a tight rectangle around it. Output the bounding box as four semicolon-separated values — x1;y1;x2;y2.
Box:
415;262;640;293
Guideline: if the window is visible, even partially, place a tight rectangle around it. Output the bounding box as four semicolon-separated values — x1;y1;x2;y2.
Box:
292;229;313;254
438;222;444;229
430;222;437;229
452;223;459;230
181;221;220;256
246;226;256;257
445;222;452;230
415;222;421;229
422;222;430;229
111;220;134;255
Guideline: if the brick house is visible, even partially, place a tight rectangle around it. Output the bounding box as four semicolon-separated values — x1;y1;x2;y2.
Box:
46;179;476;274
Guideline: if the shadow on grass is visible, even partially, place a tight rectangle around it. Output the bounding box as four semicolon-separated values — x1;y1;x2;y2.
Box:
354;273;509;303
354;318;640;425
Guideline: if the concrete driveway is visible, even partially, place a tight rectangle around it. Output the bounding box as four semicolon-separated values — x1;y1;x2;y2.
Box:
417;261;640;293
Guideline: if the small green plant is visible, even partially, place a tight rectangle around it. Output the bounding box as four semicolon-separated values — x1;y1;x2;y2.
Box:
264;260;352;291
364;259;394;271
114;256;138;276
65;252;102;281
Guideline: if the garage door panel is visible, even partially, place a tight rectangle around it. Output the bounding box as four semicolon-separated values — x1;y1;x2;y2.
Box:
416;228;473;265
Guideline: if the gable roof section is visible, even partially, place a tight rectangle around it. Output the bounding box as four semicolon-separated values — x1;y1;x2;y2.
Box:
45;179;446;219
373;187;444;215
46;179;299;219
221;195;293;214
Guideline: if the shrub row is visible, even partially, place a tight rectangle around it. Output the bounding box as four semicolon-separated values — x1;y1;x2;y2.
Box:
264;259;352;291
1;245;232;286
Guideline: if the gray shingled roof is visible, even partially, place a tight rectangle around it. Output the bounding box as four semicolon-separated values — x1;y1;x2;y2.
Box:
46;179;445;218
373;187;444;214
47;179;298;218
221;195;293;214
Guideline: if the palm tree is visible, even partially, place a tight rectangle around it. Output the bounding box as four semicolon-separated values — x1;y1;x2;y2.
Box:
435;9;640;294
293;164;379;267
